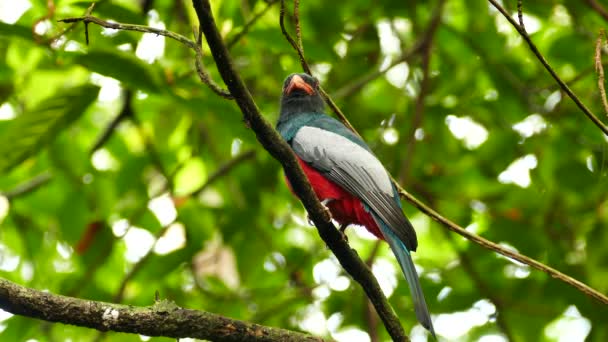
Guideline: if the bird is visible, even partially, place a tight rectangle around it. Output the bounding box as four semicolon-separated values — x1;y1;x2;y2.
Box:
276;73;435;336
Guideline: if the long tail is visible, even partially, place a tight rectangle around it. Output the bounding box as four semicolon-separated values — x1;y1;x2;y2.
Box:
377;221;436;338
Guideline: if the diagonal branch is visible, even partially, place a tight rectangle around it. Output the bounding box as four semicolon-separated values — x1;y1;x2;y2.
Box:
333;1;444;101
90;90;134;154
488;0;608;136
587;0;608;22
191;0;409;340
0;278;323;342
1;171;53;200
395;184;608;305
226;0;279;49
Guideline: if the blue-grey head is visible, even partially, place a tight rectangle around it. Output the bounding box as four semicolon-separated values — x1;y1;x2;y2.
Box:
279;73;325;119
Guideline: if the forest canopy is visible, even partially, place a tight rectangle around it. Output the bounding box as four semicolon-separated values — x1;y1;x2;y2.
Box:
1;0;608;341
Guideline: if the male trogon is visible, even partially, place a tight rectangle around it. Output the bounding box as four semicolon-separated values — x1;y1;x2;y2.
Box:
276;73;435;336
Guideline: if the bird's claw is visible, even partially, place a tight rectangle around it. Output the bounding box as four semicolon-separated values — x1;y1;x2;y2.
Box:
338;223;349;243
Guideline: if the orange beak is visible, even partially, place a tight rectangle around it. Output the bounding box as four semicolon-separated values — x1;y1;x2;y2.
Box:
285;75;314;95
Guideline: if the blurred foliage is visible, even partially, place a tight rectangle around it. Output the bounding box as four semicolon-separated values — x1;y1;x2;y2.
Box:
1;0;608;341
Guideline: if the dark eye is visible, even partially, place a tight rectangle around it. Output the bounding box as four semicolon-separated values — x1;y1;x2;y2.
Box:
313;78;319;89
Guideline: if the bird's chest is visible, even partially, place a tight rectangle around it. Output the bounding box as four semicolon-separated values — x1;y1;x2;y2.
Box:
285;157;383;239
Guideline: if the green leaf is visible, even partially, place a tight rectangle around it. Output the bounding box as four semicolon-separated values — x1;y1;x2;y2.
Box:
73;49;162;93
0;84;99;172
0;22;32;40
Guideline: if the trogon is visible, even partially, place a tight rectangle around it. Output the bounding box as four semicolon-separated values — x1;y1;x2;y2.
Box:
276;73;435;336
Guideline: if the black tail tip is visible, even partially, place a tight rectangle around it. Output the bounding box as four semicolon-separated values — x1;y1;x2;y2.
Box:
422;321;436;340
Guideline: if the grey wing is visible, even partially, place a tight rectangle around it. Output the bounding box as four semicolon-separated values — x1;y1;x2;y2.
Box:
292;126;418;251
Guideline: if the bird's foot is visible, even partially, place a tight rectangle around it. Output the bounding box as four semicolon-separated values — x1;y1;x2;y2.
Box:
307;199;334;226
338;223;349;243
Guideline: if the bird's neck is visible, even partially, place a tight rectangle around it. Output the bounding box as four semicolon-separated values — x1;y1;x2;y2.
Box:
279;95;325;119
276;111;322;141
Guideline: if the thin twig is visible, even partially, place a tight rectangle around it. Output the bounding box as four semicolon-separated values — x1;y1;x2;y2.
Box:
279;0;310;75
32;0;57;43
191;149;256;197
278;0;357;134
587;0;608;22
59;15;232;98
399;0;445;184
60;15;194;47
330;2;444;101
293;0;303;52
226;0;279;49
192;27;234;99
394;183;608;306
2;172;53;200
488;0;608;136
517;0;525;32
595;29;608;118
90;90;133;154
332;50;418;100
399;45;431;184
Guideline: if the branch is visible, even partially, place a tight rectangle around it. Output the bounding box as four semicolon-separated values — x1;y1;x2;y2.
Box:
191;0;408;340
226;0;279;49
330;1;445;102
90;90;133;154
398;0;445;184
279;0;310;75
488;0;608;136
59;15;232;99
193;28;234;99
0;278;323;342
595;29;608;118
278;0;358;135
59;15;195;48
587;0;608;22
191;149;256;197
1;171;52;200
395;185;608;305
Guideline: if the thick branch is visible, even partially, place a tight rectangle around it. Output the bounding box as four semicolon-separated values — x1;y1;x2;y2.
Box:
0;278;322;342
488;0;608;136
191;0;408;340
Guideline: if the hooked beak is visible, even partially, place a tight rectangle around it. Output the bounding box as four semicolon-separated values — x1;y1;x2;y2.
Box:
285;75;314;95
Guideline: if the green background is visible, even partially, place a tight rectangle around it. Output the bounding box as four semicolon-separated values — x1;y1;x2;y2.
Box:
1;0;607;341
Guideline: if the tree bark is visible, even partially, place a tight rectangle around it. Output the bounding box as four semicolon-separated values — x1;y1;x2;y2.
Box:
0;278;323;342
